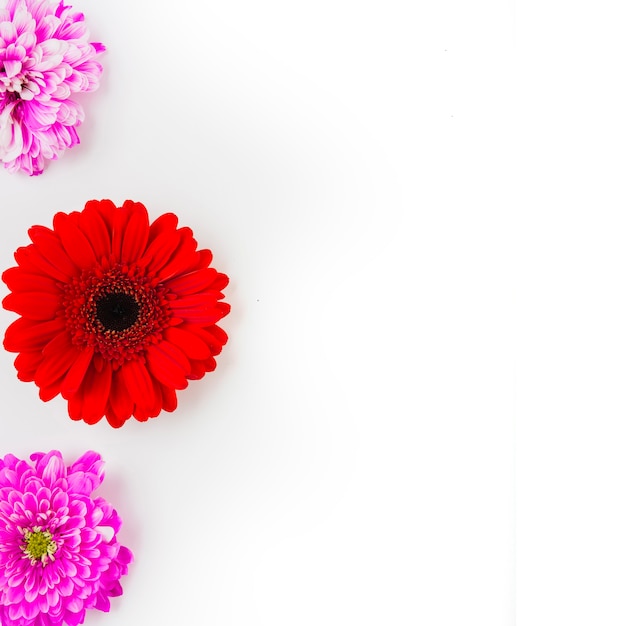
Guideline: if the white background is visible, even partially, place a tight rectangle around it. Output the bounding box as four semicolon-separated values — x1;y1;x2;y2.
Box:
517;1;626;625
7;0;621;624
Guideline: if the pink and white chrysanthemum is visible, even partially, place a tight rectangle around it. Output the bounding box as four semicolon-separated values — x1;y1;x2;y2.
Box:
0;0;105;175
0;451;132;626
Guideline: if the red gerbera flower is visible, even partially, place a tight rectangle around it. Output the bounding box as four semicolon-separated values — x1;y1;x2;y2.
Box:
2;199;230;427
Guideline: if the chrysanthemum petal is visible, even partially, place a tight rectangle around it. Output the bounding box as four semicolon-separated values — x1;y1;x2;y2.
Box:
93;592;111;612
69;450;103;478
38;451;66;485
57;575;74;597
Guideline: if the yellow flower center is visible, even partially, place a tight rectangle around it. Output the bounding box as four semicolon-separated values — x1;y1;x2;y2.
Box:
23;528;57;564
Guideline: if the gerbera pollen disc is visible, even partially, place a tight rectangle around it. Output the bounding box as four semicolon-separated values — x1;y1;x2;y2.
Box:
2;199;231;427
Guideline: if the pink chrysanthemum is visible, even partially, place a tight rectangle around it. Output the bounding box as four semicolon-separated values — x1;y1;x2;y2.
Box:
0;0;105;175
0;450;132;626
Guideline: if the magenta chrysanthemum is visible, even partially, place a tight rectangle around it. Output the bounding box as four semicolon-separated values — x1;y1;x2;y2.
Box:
0;450;132;626
0;0;105;175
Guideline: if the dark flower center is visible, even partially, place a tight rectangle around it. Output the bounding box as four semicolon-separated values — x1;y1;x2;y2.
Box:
96;292;140;332
63;264;172;365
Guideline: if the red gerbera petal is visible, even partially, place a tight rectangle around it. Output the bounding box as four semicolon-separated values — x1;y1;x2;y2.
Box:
2;268;59;294
164;326;211;360
2;199;230;426
160;384;178;413
165;268;219;295
142;230;182;275
157;228;199;281
52;212;98;269
119;359;155;404
145;342;190;390
15;351;44;382
28;226;78;278
169;294;230;325
80;361;112;424
3;292;60;320
147;212;178;243
4;317;65;352
120;202;149;264
36;331;79;388
111;202;132;261
79;202;112;260
61;345;95;398
106;370;133;428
